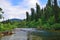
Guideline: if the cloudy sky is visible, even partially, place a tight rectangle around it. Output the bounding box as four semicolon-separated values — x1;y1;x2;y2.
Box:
0;0;48;20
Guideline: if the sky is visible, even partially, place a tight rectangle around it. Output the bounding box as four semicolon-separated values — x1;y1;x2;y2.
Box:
0;0;48;20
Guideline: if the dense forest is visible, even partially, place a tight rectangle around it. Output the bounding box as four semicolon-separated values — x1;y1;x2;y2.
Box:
26;0;60;30
0;0;60;32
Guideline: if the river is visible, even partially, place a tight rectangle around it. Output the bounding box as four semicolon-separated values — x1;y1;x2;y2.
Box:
0;28;60;40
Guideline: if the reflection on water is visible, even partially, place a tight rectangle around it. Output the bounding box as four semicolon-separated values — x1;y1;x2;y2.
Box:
31;30;60;40
0;28;60;40
31;35;60;40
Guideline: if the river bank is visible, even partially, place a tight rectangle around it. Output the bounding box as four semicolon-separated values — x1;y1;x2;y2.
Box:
0;28;60;38
0;28;60;40
0;30;14;38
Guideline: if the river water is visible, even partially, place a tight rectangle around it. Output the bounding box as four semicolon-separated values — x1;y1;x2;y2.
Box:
0;28;60;40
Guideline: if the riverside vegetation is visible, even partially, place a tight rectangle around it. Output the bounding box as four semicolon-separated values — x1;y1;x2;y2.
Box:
0;0;60;36
25;0;60;30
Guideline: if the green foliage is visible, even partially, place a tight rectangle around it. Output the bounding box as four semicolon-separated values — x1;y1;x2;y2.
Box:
51;23;60;30
36;3;41;21
42;23;51;30
31;8;35;21
18;21;26;28
25;0;60;30
29;21;36;27
0;8;2;11
37;19;43;26
47;0;51;6
0;21;18;32
0;15;2;19
47;16;55;24
0;8;3;19
0;0;60;31
26;12;29;21
53;0;59;23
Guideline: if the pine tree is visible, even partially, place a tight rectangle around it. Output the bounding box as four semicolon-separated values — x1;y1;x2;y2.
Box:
0;8;2;11
44;0;52;21
26;12;29;21
0;8;4;20
36;3;41;20
0;8;2;19
31;8;35;21
47;0;51;6
53;0;59;23
54;0;58;6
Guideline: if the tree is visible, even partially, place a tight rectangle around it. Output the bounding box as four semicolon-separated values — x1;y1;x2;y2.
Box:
0;8;2;19
26;12;29;21
47;0;51;7
31;8;35;21
59;1;60;7
44;0;54;21
0;8;4;22
53;0;59;23
36;3;41;20
40;9;45;21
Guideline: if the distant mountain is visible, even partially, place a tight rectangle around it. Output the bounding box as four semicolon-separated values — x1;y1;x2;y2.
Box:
8;18;22;22
1;18;22;23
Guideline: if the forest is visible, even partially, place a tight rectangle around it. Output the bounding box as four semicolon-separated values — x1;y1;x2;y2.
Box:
26;0;60;30
0;0;60;32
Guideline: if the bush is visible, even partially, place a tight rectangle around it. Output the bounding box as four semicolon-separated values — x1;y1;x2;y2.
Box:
42;23;51;30
27;20;37;28
51;23;60;30
0;22;18;32
47;16;55;25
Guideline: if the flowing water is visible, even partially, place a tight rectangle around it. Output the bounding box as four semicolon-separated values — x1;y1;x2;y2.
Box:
0;28;60;40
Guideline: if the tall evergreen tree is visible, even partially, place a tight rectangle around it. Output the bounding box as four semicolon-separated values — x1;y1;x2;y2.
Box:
31;8;35;21
44;0;52;21
41;9;46;21
0;8;2;11
53;0;59;23
54;0;58;6
36;3;41;20
26;12;29;21
47;0;51;6
0;8;2;19
0;8;4;21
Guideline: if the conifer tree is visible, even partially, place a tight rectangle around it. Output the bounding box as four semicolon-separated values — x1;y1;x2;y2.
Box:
0;8;4;21
0;8;2;19
26;12;29;21
31;8;35;21
36;3;41;20
47;0;51;6
44;0;52;21
53;0;59;23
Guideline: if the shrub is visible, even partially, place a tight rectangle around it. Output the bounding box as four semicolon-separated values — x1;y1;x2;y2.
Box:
42;23;51;30
51;23;60;30
47;16;55;25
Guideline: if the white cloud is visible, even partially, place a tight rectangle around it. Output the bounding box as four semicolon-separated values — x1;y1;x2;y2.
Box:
0;0;26;20
0;0;45;20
